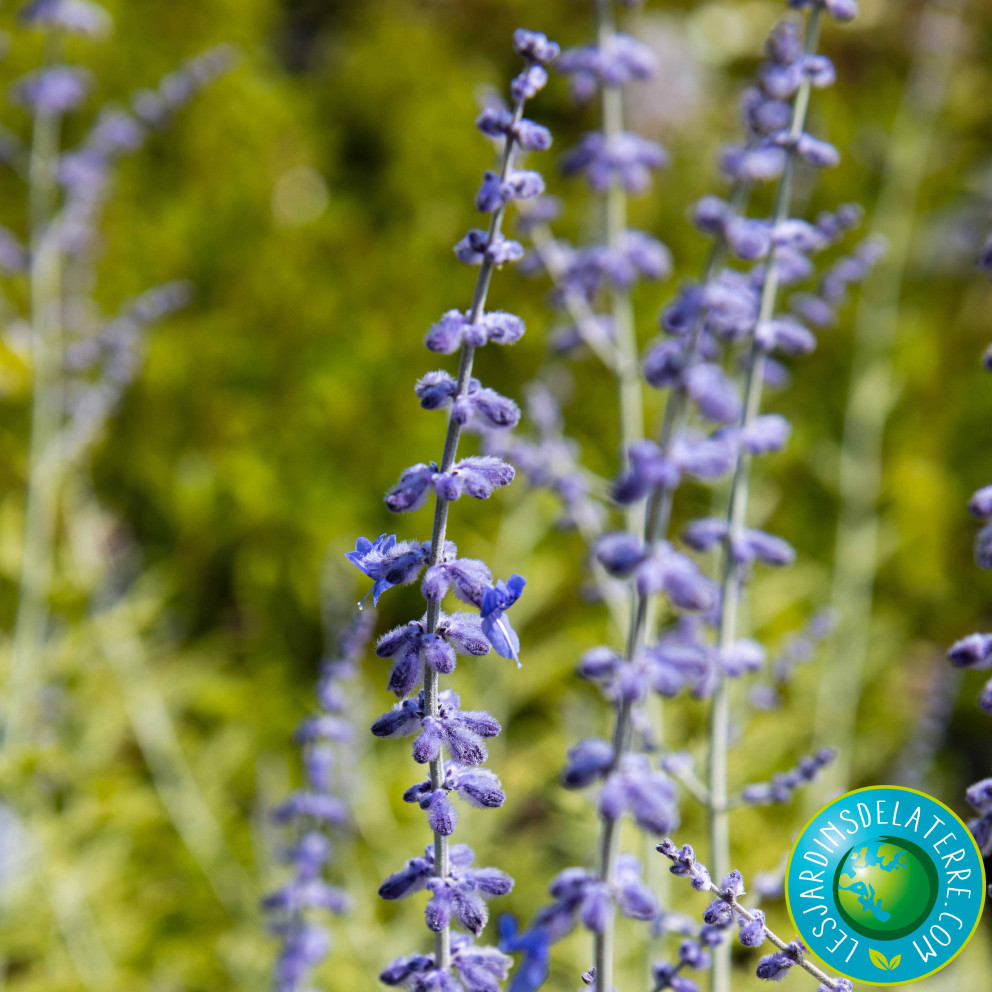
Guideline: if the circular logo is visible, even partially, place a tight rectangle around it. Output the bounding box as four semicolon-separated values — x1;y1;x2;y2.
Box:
786;786;986;985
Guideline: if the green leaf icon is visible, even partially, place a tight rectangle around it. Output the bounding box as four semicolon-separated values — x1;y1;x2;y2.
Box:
889;955;901;970
869;948;891;970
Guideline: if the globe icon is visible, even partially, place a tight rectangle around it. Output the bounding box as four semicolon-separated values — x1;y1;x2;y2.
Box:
833;836;939;940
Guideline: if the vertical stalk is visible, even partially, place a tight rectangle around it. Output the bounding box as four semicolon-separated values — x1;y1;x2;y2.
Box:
596;0;644;543
587;17;758;992
812;0;965;800
421;92;527;974
6;47;65;752
706;10;821;992
591;2;644;985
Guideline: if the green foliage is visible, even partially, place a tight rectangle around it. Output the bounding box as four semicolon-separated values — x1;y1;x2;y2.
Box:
0;1;989;990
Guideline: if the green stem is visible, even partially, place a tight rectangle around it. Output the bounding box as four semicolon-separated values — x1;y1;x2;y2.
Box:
811;0;965;801
5;80;65;752
421;88;529;974
707;10;822;992
592;0;647;984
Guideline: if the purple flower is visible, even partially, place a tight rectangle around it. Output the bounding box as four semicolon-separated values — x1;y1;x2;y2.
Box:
740;749;835;805
562;738;615;788
636;544;718;612
682;364;742;424
455;230;526;267
12;65;92;113
265;612;371;991
345;533;428;606
511;64;549;102
789;0;859;23
480;574;527;661
405;764;506;835
426;309;526;354
731;528;795;567
376;613;491;697
599;754;678;834
755;950;795;981
416;372;521;430
754;317;816;355
19;0;112;35
422;555;493;606
561;131;668;193
737;910;767;948
385;456;515;512
948;633;992;670
379;844;512;937
499;916;551;992
372;689;501;767
558;33;656;100
513;29;561;66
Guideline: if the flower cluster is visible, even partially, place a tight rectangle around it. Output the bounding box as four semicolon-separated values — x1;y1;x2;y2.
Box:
499;4;881;991
348;28;559;990
499;6;690;989
657;840;853;991
739;747;836;806
948;217;992;876
749;610;835;709
263;612;373;991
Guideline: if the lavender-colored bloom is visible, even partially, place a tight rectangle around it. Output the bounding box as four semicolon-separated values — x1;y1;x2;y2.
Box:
561;131;668;193
737;910;767;948
635;544;717;611
385;456;515;512
379;844;512;937
265;612;372;990
979;232;992;276
345;533;428;606
600;754;679;834
480;574;526;661
755;317;816;355
372;689;501;767
422;554;493;606
682;364;742;424
557;33;656;101
417;372;521;430
755;950;795;981
426;308;526;353
731;529;796;567
0;228;29;274
789;0;859;23
948;633;992;669
513;29;561;66
562;738;615;788
12;65;92;113
499;916;550;992
740;748;836;805
19;0;112;35
456;230;526;268
376;613;491;698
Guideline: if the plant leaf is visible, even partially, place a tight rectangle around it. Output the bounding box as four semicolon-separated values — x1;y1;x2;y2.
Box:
889;954;901;970
869;948;890;970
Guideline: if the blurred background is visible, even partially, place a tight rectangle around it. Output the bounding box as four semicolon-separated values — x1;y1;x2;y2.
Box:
0;0;989;989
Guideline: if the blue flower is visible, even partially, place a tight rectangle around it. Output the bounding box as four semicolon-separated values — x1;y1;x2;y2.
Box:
499;915;551;992
480;574;527;663
345;533;427;607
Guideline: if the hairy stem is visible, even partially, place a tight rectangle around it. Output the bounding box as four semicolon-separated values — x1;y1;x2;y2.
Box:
590;31;760;992
421;91;528;973
658;844;844;990
592;0;648;984
707;10;822;992
597;1;644;538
